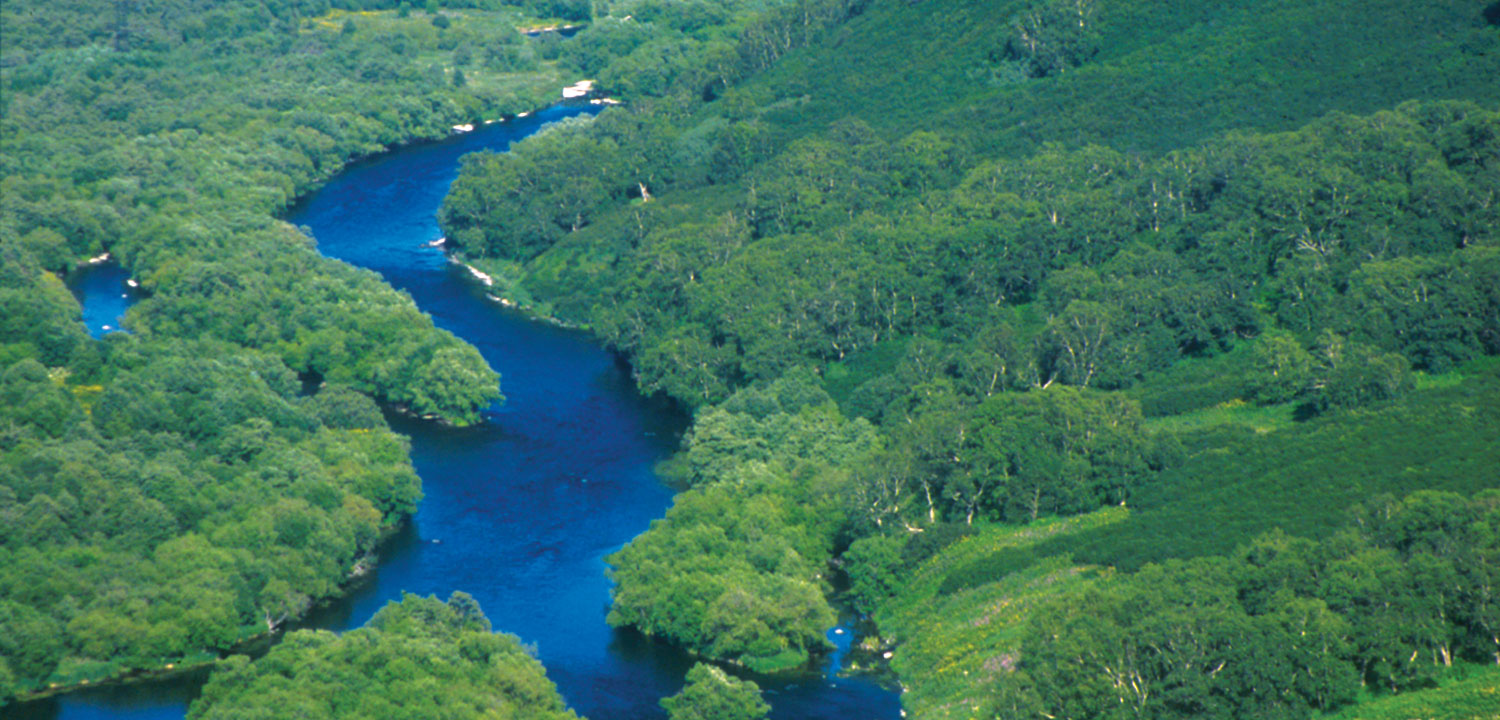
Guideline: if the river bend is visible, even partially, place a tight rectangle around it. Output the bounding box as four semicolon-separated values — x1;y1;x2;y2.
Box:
29;103;899;720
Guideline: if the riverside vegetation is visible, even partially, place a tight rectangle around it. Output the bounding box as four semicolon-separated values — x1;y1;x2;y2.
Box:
186;593;579;720
2;0;829;715
436;0;1500;716
3;0;1500;718
0;0;588;705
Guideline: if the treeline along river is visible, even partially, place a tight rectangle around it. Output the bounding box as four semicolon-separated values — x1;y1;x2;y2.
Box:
23;104;899;720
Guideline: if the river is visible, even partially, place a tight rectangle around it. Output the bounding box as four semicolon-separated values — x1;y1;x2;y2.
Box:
24;103;900;720
67;261;138;339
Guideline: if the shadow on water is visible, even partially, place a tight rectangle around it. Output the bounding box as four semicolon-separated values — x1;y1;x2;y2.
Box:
22;102;900;720
6;667;212;720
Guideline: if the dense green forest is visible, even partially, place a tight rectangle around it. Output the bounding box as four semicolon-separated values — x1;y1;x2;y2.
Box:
660;662;769;720
4;0;1500;717
0;0;585;702
851;486;1500;719
0;0;880;707
437;0;1500;716
187;593;578;719
0;339;420;699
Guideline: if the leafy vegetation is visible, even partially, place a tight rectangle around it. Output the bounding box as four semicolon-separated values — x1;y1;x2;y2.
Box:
660;662;770;720
859;489;1500;720
0;0;584;702
187;592;578;720
5;0;1500;715
0;0;571;425
1319;665;1500;720
0;340;419;701
1007;489;1500;720
435;0;1500;717
1028;366;1500;572
851;512;1121;718
606;373;866;672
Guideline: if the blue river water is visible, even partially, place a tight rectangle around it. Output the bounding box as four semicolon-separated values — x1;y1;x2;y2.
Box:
23;104;900;720
68;262;139;338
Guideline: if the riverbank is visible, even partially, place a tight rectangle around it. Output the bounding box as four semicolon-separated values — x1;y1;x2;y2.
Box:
279;106;895;718
450;254;590;331
23;96;898;720
10;521;404;705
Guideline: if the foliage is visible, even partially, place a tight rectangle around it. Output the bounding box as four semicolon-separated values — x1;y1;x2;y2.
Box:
1013;490;1500;719
606;472;838;672
1028;367;1500;573
868;490;1500;720
870;511;1124;719
968;387;1176;521
606;375;867;671
443;0;1500;418
188;593;578;720
1318;665;1500;720
6;0;1500;712
0;0;590;698
1001;0;1102;78
660;662;770;720
841;533;905;616
440;0;1500;687
0;1;576;424
836;382;1174;535
0;337;420;699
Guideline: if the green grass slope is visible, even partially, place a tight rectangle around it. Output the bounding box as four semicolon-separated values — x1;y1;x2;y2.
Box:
1025;365;1500;572
1319;666;1500;720
744;0;1500;151
874;510;1126;720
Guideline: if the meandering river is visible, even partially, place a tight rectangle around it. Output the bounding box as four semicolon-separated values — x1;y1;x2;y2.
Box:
27;104;900;720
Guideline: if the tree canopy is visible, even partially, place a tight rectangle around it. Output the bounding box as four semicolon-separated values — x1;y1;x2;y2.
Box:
660;663;769;720
188;593;579;720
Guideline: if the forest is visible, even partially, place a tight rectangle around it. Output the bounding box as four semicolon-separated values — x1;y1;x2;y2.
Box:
438;0;1500;715
0;0;568;703
3;0;1500;718
188;593;580;720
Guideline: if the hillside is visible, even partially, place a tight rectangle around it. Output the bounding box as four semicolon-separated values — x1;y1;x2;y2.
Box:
3;0;1498;717
439;0;1500;717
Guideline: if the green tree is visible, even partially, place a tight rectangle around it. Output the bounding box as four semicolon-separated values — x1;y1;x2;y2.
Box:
1002;0;1102;77
1245;331;1314;404
661;663;770;720
190;594;577;720
843;534;906;615
973;386;1172;522
1308;331;1413;412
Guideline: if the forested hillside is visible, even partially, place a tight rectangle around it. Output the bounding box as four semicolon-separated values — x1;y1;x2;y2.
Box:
4;0;1500;716
439;0;1500;717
